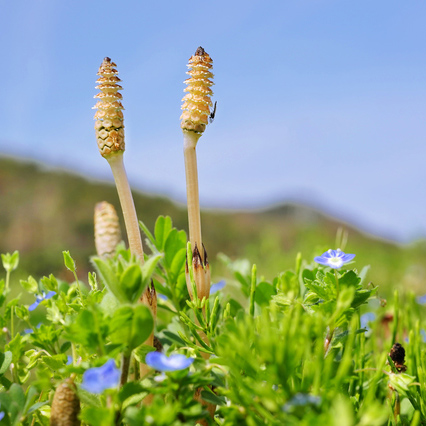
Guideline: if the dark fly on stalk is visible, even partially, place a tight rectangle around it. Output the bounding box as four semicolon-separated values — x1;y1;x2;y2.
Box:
209;101;217;123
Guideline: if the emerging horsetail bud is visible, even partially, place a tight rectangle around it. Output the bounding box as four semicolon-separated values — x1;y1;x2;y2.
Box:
50;377;80;426
94;201;121;258
94;57;125;157
181;47;214;134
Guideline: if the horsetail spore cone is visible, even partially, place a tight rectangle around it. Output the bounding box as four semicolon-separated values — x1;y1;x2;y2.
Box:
94;201;121;258
94;57;125;157
50;377;80;426
180;47;214;134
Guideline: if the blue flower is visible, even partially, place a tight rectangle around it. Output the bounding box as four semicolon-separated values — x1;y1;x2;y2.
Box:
145;352;194;372
421;330;426;343
28;291;56;311
24;328;34;334
67;355;73;365
314;249;355;269
0;403;4;421
81;359;120;394
282;393;321;412
158;294;168;301
416;294;426;305
210;280;226;294
360;312;376;332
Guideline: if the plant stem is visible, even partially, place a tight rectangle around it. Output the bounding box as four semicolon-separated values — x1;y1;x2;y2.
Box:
183;131;203;262
107;153;155;383
334;269;340;300
10;305;14;339
107;153;144;261
5;270;10;293
120;354;131;387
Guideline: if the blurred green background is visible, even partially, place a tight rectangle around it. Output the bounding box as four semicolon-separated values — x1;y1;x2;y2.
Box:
1;156;425;300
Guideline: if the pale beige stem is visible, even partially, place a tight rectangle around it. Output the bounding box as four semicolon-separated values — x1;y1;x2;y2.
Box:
107;153;144;262
107;152;155;385
183;131;203;262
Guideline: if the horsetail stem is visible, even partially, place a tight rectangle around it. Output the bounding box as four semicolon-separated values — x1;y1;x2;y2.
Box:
94;57;155;380
181;47;214;301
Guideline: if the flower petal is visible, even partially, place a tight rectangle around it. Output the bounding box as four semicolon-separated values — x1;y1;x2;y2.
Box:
28;300;40;312
210;280;226;294
45;291;56;300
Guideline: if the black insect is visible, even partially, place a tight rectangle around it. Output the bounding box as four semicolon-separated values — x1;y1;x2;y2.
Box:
209;101;217;123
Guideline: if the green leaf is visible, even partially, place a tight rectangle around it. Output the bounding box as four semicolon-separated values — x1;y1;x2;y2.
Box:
81;407;115;426
120;264;143;303
0;351;12;375
20;276;38;293
140;254;163;290
254;281;276;306
9;383;26;411
109;305;154;351
62;250;76;272
40;274;59;292
164;229;186;270
339;270;361;288
201;389;226;406
154;215;173;251
1;251;20;273
92;257;127;303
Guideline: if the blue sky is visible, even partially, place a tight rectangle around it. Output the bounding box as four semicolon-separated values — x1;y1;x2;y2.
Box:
2;1;426;241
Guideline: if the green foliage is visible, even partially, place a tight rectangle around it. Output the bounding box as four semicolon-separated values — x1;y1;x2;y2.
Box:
1;223;426;425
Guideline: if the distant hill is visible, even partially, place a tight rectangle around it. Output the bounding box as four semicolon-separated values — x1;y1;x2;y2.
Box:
1;155;425;297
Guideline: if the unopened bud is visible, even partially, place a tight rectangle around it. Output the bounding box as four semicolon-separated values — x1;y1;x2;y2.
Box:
94;57;125;157
180;47;214;134
94;201;121;258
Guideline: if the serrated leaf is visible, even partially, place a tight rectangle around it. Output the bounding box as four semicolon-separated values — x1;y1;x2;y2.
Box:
20;276;38;293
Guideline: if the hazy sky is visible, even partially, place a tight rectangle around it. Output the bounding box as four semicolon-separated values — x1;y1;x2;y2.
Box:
2;1;426;242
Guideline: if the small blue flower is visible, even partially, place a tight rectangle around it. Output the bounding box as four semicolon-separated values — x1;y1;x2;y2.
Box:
28;291;56;311
210;280;226;294
24;328;34;334
81;359;120;394
158;294;168;301
360;312;376;332
146;352;194;372
421;330;426;343
314;249;355;269
416;294;426;305
283;393;321;412
67;355;73;365
0;403;4;421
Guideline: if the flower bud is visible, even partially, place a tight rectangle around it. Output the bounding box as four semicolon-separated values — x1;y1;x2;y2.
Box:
94;57;125;157
94;201;121;258
50;377;80;426
181;47;214;134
